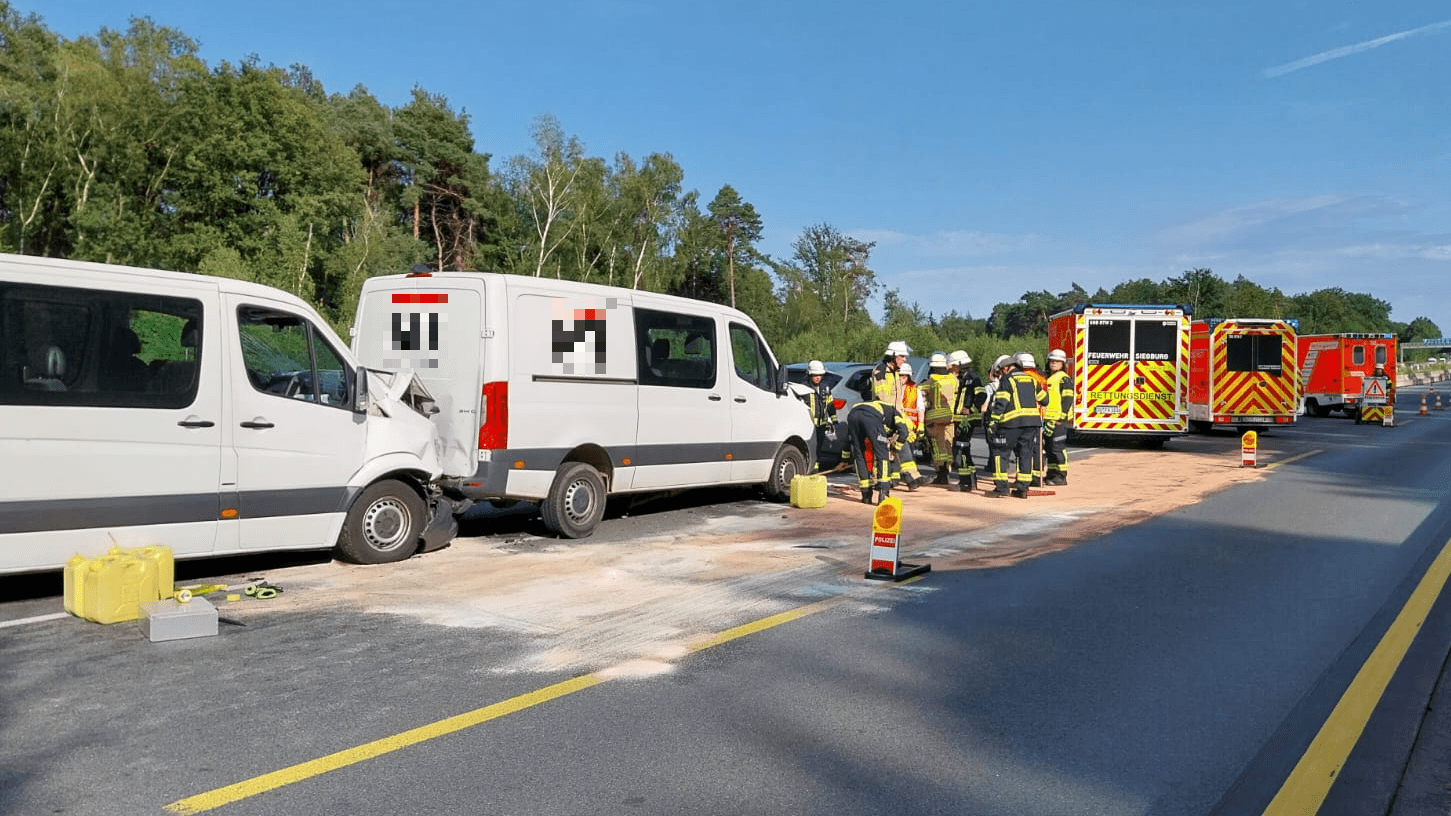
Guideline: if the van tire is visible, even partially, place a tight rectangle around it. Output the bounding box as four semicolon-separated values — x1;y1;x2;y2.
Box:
337;479;425;564
542;462;606;539
764;445;806;502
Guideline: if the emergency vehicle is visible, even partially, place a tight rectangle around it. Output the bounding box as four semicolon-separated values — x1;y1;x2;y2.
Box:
1297;333;1397;419
1047;304;1192;446
1187;318;1300;431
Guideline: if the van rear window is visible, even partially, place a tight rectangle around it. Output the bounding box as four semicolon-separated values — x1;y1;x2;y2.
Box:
635;308;716;388
0;283;202;408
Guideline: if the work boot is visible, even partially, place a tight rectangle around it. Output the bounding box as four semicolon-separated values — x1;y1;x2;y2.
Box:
876;484;891;504
959;474;977;493
1046;472;1067;486
1012;484;1029;499
1030;476;1042;487
861;488;874;505
932;470;950;486
987;484;1010;498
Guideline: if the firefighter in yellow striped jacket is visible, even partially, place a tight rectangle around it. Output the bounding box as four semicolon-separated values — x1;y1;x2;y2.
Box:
921;353;958;485
986;352;1047;498
1042;348;1074;485
842;389;914;505
950;350;985;492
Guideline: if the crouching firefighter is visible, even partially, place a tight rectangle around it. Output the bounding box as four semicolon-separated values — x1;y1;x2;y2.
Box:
842;389;914;505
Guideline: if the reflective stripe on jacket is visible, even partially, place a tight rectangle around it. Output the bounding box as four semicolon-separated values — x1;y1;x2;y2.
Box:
991;371;1046;427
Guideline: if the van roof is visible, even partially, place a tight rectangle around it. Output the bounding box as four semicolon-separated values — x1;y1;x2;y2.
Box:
362;271;758;323
0;252;317;311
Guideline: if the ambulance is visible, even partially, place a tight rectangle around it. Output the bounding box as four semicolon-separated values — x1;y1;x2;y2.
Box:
1187;318;1300;431
1046;304;1192;446
1297;333;1397;419
351;271;815;538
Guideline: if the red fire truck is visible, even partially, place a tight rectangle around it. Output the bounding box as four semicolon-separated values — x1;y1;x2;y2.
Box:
1297;333;1397;419
1047;304;1191;446
1187;318;1300;431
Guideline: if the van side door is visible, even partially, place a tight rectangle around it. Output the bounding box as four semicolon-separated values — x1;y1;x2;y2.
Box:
0;279;222;570
225;294;366;550
632;307;732;489
726;322;791;482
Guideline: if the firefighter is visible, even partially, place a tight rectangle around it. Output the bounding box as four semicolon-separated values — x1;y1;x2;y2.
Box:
981;354;1014;497
843;385;914;505
1043;348;1073;485
986;352;1046;498
949;350;985;492
802;360;839;472
921;352;958;485
871;341;925;490
1016;351;1048;486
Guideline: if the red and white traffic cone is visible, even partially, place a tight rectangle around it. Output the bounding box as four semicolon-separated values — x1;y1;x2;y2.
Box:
1421;393;1429;415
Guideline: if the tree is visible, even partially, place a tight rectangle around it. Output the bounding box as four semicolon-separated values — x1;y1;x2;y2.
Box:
706;184;762;308
393;88;495;272
507;114;587;277
1400;316;1441;342
790;223;877;324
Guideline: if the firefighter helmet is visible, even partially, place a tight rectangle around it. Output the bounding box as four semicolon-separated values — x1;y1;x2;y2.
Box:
884;340;912;358
899;362;913;377
807;360;826;376
929;352;948;369
949;350;971;366
1015;352;1037;370
1047;348;1067;364
992;354;1013;374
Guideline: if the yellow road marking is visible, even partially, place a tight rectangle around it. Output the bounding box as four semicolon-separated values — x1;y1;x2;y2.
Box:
1266;449;1323;469
1261;535;1451;815
167;594;850;813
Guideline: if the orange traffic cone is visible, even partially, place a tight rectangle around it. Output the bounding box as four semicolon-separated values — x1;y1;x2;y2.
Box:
1421;393;1429;415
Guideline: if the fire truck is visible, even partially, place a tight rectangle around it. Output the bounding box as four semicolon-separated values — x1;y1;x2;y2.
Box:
1047;304;1191;447
1297;333;1397;419
1187;318;1300;431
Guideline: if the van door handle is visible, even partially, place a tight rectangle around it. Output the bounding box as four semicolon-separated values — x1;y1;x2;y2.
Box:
734;396;747;403
240;418;275;429
708;394;723;401
177;417;215;428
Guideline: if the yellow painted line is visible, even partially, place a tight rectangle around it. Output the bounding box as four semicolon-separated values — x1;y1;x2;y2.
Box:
1261;535;1451;815
167;594;848;814
1266;449;1323;470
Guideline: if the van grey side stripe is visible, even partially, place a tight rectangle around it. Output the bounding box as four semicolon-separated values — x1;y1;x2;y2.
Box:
530;375;638;385
0;488;351;535
471;440;789;478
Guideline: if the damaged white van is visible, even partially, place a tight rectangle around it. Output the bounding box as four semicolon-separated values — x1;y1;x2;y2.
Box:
351;271;815;538
0;254;458;574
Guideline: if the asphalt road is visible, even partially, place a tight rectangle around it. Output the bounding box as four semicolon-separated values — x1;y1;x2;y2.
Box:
2;393;1449;816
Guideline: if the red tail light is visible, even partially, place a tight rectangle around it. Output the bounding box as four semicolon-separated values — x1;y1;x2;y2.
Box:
479;381;508;450
833;398;846;410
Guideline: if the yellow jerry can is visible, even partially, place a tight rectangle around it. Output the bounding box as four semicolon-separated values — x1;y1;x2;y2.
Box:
789;474;828;509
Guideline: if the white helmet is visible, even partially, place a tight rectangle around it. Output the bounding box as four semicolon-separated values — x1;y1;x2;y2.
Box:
899;362;913;377
884;340;912;357
1047;348;1067;364
1015;352;1037;370
949;350;971;367
992;354;1013;373
929;352;948;369
807;360;826;376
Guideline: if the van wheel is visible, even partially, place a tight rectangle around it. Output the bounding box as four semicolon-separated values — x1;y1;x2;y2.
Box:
764;445;806;502
542;462;606;539
337;479;425;564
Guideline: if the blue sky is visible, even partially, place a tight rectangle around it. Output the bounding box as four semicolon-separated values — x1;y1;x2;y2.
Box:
18;1;1451;333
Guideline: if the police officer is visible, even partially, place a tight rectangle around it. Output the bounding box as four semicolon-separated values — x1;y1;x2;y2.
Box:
871;341;925;490
843;382;914;505
1042;348;1073;485
986;352;1046;498
949;350;984;492
922;352;958;485
802;360;839;472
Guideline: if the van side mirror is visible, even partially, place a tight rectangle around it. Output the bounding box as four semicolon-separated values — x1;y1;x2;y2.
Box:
351;366;369;413
775;363;790;396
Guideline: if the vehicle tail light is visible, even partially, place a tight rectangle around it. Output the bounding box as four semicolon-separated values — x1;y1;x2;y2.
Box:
479;381;508;450
833;398;846;410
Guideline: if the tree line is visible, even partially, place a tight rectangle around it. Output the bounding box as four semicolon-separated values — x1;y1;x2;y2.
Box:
1;7;1441;370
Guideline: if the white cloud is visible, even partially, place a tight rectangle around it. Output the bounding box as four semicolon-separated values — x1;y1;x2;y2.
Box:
1266;18;1451;78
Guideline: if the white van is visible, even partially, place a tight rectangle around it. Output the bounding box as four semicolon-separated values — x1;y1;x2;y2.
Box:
0;254;459;575
352;271;815;538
